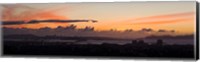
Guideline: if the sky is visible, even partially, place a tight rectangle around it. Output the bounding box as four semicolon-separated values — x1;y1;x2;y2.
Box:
0;2;196;35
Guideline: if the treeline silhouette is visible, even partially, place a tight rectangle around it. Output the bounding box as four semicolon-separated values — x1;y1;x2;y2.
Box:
3;35;194;59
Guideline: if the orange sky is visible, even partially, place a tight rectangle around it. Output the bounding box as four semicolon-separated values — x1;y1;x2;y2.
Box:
72;12;195;35
1;2;196;35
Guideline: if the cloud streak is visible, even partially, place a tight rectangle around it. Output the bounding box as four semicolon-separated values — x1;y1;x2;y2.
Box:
2;20;98;25
133;18;193;25
134;12;194;21
126;12;195;25
1;4;68;21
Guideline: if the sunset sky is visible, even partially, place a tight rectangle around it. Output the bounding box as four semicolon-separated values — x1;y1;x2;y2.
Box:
0;2;196;35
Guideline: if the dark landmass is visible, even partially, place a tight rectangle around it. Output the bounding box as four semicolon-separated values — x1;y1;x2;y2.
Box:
3;34;194;42
2;29;195;59
3;40;194;59
144;34;194;39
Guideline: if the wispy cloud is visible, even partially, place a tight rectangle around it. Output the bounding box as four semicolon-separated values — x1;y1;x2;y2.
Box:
134;12;194;21
1;4;68;21
127;12;195;25
2;20;98;25
133;18;193;25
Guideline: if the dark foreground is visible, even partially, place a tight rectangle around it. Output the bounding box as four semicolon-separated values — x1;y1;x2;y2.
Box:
3;40;194;59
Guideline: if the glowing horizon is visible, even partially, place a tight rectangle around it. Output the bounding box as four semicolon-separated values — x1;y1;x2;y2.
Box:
1;2;196;35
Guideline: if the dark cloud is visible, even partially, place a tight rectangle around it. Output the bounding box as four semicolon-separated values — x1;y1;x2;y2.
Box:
2;20;98;25
2;21;25;25
170;30;175;33
141;28;153;32
140;28;176;33
158;29;175;33
158;29;167;32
